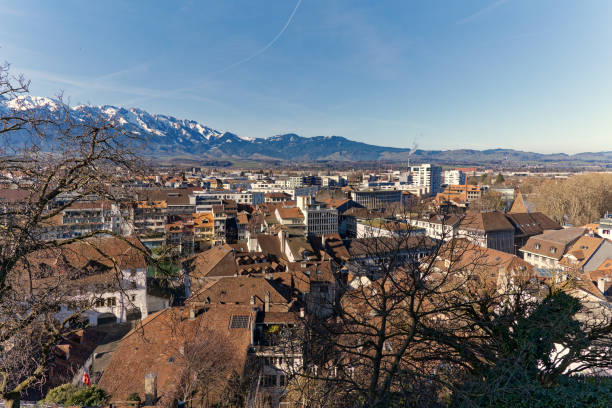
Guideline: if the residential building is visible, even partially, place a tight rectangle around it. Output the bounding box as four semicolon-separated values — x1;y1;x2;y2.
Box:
410;164;443;194
457;211;515;253
443;169;466;186
598;212;612;240
520;227;586;278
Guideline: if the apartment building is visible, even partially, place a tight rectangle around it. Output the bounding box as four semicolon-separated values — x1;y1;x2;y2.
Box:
297;196;338;236
410;163;443;194
443;169;466;186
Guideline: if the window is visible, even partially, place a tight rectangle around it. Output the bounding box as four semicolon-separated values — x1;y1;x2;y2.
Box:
535;244;541;250
107;297;117;307
131;294;136;302
230;315;249;329
262;375;276;387
550;247;557;254
94;298;105;307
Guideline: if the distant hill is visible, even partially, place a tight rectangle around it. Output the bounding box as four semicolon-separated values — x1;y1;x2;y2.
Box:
1;96;610;165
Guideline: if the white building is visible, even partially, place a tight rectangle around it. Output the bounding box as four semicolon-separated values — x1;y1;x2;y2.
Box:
297;196;338;236
443;170;466;186
410;164;443;194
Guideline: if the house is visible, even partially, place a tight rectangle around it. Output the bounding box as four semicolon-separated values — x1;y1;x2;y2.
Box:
193;212;214;251
457;211;515;253
598;211;612;240
98;305;256;407
23;236;168;325
408;213;462;241
520;227;586;278
560;236;612;275
505;212;562;254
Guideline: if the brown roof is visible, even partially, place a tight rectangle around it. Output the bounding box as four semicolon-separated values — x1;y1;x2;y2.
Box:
256;234;287;261
187;276;290;311
24;235;148;272
506;212;562;237
98;305;254;405
276;206;304;219
560;236;605;270
520;227;586;260
459;211;514;232
184;245;238;278
509;191;529;213
0;188;30;203
323;234;351;262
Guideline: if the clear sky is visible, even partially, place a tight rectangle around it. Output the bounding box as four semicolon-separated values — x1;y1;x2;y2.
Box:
1;0;611;153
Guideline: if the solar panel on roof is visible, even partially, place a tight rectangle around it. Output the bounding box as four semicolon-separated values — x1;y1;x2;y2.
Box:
230;315;249;329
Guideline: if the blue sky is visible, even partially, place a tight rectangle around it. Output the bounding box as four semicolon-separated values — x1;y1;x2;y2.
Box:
1;0;611;153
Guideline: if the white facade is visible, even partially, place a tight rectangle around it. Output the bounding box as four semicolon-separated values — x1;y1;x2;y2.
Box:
443;170;466;186
410;164;443;194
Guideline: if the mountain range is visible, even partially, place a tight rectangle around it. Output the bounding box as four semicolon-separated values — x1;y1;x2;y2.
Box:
1;96;610;166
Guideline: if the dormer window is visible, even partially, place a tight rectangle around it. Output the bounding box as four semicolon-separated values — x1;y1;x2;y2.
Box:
550;247;556;254
535;244;541;250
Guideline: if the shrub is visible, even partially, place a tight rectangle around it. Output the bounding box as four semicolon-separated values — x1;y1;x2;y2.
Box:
66;385;110;407
43;383;80;404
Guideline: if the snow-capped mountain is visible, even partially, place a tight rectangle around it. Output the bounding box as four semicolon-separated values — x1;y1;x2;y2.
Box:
0;96;410;160
2;96;611;164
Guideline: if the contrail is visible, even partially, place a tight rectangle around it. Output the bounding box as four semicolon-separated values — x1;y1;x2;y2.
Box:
215;0;302;74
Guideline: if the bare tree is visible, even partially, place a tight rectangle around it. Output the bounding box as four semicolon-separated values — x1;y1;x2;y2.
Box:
285;207;612;407
0;63;146;407
174;329;236;407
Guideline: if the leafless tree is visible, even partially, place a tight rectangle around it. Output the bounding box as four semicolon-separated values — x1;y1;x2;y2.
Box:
285;207;612;407
0;62;147;407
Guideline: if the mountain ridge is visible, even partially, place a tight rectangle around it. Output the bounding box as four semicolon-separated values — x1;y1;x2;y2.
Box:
1;96;610;165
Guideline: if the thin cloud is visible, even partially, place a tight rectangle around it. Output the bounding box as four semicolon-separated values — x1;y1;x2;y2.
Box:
18;68;224;108
457;0;509;25
213;0;302;74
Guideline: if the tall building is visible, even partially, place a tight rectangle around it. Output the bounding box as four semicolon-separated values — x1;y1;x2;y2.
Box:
443;170;466;186
410;164;442;195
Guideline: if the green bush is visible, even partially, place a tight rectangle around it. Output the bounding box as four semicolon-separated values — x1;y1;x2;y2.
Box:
43;383;110;407
43;383;80;404
65;385;110;407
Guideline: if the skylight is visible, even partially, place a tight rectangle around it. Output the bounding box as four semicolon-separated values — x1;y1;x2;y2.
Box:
230;315;249;329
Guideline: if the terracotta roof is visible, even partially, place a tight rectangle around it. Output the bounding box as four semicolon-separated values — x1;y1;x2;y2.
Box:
183;245;238;278
23;236;148;272
560;236;605;270
98;305;255;406
276;207;304;219
323;234;350;262
256;234;287;261
187;276;290;312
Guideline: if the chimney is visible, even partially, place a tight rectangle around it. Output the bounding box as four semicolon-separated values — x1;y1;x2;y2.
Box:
144;373;157;406
598;278;606;294
264;291;270;313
